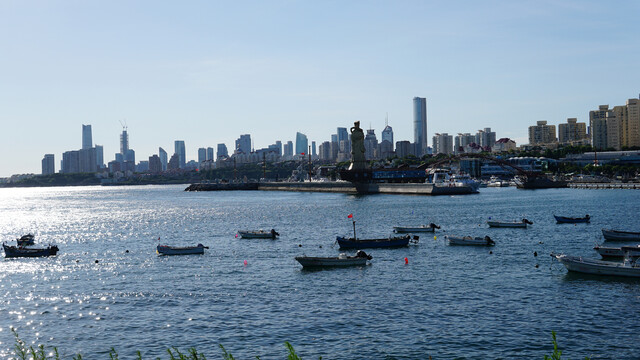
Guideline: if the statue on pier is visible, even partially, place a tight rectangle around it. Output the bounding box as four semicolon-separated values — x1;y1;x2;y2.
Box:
348;121;367;171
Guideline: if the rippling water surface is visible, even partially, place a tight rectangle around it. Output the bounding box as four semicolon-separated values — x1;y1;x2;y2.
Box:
1;185;639;359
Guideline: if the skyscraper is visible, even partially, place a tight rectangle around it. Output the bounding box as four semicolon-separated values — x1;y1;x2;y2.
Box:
217;144;228;159
207;147;214;161
432;133;453;155
159;147;168;171
95;145;104;169
413;97;427;156
235;134;251;154
311;141;316;156
295;132;308;155
42;154;55;175
120;128;129;155
82;124;92;149
382;124;394;148
198;148;207;163
174;140;186;168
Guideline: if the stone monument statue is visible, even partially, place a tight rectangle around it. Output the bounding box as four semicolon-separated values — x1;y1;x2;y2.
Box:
348;121;367;171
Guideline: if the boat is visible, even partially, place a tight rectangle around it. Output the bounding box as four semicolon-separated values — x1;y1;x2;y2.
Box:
16;234;35;246
601;229;640;241
295;250;372;268
554;214;590;224
156;243;209;255
487;176;509;187
593;244;640;260
393;223;440;233
237;229;279;239
336;234;415;249
3;243;59;258
428;169;480;194
447;235;495;246
487;219;533;228
552;252;640;278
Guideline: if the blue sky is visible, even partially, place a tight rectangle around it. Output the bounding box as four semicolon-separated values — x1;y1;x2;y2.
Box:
1;0;639;177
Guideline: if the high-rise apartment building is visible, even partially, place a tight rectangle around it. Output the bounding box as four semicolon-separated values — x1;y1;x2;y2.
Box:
217;144;228;159
159;147;168;171
198;148;207;163
432;133;453;155
95;145;104;169
454;133;476;154
626;98;640;148
413;97;428;157
558;118;588;144
364;129;378;160
311;141;316;156
590;105;611;150
476;127;496;148
174;140;186;168
82;124;92;149
295;132;308;155
235;134;251;154
207;147;214;161
528;121;556;145
42;154;55;175
149;155;162;173
284;141;294;157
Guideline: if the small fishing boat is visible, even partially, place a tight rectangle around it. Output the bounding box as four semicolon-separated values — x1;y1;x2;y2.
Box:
593;244;640;260
393;223;440;233
336;235;415;249
237;229;279;239
3;243;59;258
16;234;35;246
552;252;640;278
601;229;640;241
554;214;590;224
447;235;495;246
295;250;372;268
156;243;208;255
487;219;533;228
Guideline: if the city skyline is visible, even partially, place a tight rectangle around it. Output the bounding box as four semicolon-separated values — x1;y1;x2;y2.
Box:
1;1;640;177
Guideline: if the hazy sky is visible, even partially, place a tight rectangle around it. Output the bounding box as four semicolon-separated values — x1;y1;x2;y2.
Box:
1;0;639;177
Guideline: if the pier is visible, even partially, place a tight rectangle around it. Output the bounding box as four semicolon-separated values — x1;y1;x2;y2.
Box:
568;182;640;190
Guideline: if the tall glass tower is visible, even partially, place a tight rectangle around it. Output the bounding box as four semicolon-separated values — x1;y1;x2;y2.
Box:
174;140;186;168
295;132;308;155
413;97;427;156
82;124;92;149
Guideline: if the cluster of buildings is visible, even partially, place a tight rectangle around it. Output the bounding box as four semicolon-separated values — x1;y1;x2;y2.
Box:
527;95;640;151
39;94;640;177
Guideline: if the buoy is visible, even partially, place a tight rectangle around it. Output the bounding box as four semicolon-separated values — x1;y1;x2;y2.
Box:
434;236;437;240
489;251;493;254
319;245;322;248
235;234;238;238
404;257;408;265
125;250;129;253
298;244;302;247
243;260;247;266
95;260;99;263
534;251;538;257
535;264;539;268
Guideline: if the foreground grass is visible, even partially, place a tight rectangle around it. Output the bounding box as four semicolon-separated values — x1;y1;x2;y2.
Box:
12;328;590;359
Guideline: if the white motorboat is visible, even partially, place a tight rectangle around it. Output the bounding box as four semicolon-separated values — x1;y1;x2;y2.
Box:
552;252;640;278
593;244;640;260
238;229;279;239
447;235;495;246
487;219;533;228
601;229;640;241
295;251;372;268
487;176;509;187
393;223;440;233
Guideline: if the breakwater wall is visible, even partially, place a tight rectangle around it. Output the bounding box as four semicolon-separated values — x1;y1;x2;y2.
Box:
568;182;640;190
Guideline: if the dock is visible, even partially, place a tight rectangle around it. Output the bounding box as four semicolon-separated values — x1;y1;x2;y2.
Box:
568;182;640;190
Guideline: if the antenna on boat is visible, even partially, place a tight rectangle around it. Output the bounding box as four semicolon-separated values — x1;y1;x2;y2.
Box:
352;218;357;240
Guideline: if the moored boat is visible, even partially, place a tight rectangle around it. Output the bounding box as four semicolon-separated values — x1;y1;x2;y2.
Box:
156;243;208;255
336;235;414;249
554;214;590;224
16;234;35;246
552;253;640;277
593;244;640;260
393;223;440;233
237;229;279;239
295;250;372;268
601;229;640;241
447;235;495;246
487;219;533;228
3;243;59;258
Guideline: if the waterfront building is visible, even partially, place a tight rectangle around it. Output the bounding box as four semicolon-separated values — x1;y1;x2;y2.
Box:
149;155;162;173
364;129;378;160
560;150;640;166
274;141;282;156
207;147;214;161
217;144;228;159
79;147;97;173
319;141;331;161
125;149;135;164
491;138;517;153
432;133;453;155
235;134;251;154
174;140;186;168
159;147;168;171
626;98;640;148
82;124;92;149
62;150;80;173
311;141;316;157
528;121;557;145
454;133;476;154
295;132;308;155
558;118;588;144
337;127;349;154
168;153;180;170
413;97;428;156
95;145;104;169
285;141;294;157
377;140;394;160
590;105;612;150
136;161;149;172
198;148;207;163
41;154;55;175
476;128;496;149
